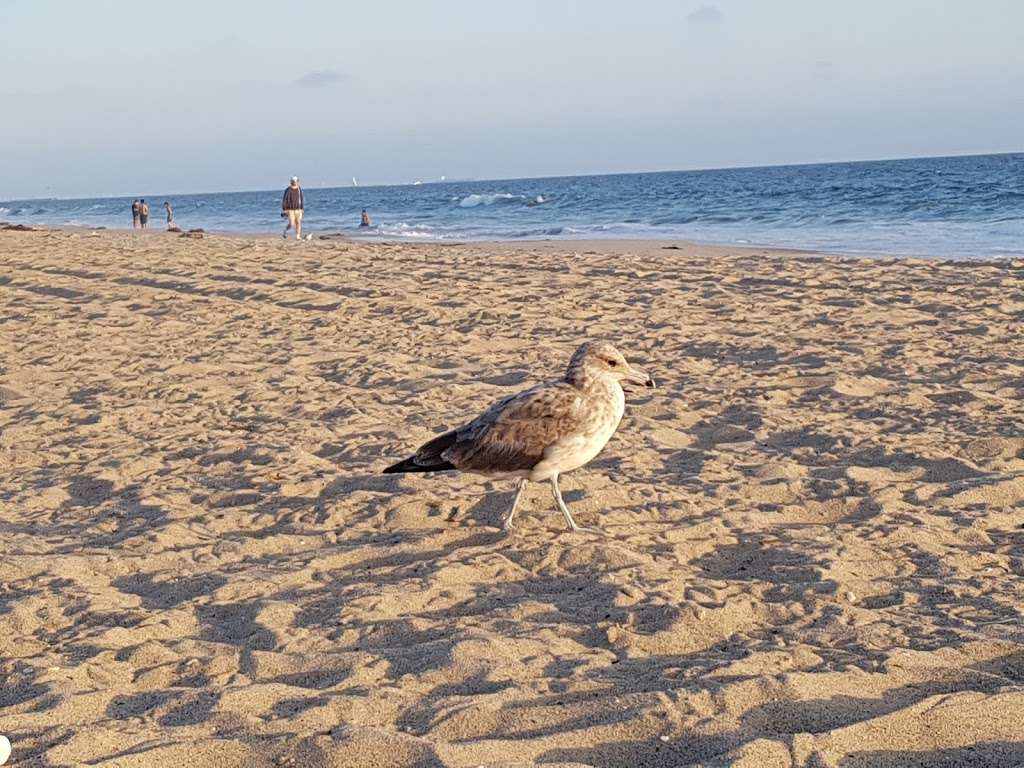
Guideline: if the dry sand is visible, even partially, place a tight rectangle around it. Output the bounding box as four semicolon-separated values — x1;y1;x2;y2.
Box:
1;229;1023;768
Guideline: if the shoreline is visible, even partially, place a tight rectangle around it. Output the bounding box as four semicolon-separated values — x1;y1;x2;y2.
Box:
6;153;1022;264
5;222;1024;265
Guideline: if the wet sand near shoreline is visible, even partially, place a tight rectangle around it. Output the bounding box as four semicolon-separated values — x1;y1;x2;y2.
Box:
2;229;1023;767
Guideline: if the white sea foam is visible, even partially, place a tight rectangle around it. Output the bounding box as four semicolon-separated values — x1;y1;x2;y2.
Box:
378;222;446;239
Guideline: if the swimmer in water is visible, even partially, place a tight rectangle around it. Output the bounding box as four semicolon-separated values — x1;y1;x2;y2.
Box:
360;209;371;227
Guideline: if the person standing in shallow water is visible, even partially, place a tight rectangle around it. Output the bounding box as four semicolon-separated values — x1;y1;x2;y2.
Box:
139;200;150;229
131;199;140;229
164;202;175;230
281;176;304;239
360;209;371;227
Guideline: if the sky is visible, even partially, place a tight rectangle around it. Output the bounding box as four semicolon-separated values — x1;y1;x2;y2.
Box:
2;0;1022;199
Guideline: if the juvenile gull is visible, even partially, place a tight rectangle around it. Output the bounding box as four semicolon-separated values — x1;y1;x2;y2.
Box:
384;341;655;532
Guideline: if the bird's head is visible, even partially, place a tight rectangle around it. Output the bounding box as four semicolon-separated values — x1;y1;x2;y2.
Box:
566;341;655;390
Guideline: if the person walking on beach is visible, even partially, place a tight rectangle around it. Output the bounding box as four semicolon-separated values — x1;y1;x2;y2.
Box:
139;199;150;229
131;199;140;229
164;202;175;230
281;176;304;239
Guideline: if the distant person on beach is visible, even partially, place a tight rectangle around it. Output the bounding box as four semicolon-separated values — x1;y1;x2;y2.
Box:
139;200;150;229
131;199;140;229
164;202;175;230
360;209;371;227
281;176;304;239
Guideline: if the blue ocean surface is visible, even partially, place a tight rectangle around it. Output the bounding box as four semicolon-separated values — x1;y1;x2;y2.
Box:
2;153;1022;259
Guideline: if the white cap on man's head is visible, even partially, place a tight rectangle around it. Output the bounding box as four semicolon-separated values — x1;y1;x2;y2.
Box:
291;176;299;184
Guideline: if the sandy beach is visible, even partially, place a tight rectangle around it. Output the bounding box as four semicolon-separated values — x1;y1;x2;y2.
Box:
2;228;1024;767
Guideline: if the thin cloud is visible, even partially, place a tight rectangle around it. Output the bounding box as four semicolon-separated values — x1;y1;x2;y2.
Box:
687;4;723;24
294;69;347;88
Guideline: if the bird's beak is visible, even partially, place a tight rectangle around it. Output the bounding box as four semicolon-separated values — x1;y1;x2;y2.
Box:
624;364;656;389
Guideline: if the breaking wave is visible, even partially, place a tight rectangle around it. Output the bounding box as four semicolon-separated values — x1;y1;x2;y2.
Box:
458;193;545;208
376;222;448;239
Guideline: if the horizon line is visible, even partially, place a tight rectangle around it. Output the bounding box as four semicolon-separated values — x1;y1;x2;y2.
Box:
4;149;1021;204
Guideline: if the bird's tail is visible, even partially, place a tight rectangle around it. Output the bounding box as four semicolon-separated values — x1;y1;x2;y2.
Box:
383;430;458;474
383;456;456;474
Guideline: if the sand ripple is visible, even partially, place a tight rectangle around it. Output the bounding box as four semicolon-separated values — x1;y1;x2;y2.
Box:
1;231;1023;767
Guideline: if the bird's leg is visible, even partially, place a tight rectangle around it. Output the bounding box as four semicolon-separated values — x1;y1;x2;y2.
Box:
502;479;527;531
550;475;600;534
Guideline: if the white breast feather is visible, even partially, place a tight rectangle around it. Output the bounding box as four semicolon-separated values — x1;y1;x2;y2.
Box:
530;384;625;481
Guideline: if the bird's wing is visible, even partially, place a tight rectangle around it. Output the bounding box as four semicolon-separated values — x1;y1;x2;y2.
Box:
444;381;585;473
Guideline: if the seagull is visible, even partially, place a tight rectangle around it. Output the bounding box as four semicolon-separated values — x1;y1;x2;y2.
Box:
383;341;655;532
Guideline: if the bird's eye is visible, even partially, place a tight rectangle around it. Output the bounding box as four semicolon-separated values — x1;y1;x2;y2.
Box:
607;359;618;367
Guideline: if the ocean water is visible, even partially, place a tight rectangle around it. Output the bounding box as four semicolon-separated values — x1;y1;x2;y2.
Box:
2;153;1022;259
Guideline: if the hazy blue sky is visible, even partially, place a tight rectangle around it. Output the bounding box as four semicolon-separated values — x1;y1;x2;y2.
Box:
2;0;1022;198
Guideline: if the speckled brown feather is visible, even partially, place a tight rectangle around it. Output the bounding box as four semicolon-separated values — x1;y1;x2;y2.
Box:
442;381;588;473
